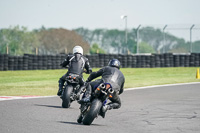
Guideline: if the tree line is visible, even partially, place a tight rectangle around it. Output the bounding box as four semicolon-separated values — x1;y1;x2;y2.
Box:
0;26;199;55
75;27;200;54
0;26;90;55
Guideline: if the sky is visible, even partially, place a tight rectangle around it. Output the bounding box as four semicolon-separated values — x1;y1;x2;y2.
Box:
0;0;200;41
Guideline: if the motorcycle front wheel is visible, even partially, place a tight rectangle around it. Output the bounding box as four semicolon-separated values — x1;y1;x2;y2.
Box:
62;85;73;108
82;99;102;125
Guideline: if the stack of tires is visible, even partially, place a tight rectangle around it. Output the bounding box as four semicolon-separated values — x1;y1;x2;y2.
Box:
13;56;18;70
53;55;58;69
174;54;180;67
154;54;161;67
164;53;173;67
1;53;200;71
194;53;200;67
0;54;8;71
104;54;110;67
0;55;4;70
185;54;190;67
98;54;105;67
37;55;43;70
47;55;52;69
121;55;127;68
93;54;99;68
189;53;195;67
145;55;151;68
28;54;33;70
0;54;3;71
32;55;38;70
160;54;165;67
136;55;141;68
127;55;132;68
8;56;14;70
150;54;155;68
180;55;185;67
132;55;137;68
4;54;8;71
42;55;48;70
57;54;63;69
140;55;146;68
23;54;29;70
17;56;23;70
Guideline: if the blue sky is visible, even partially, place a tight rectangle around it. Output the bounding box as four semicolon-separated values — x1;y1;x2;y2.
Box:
0;0;200;40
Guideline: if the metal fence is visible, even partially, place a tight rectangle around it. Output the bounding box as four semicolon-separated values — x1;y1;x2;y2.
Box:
135;24;200;54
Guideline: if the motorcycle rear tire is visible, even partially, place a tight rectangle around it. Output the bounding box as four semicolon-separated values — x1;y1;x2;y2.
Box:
82;99;102;125
62;85;73;108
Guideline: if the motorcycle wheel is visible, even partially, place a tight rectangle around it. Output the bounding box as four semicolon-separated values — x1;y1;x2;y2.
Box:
62;85;73;108
82;99;102;125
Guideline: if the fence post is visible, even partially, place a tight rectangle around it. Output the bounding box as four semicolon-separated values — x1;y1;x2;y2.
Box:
36;47;38;55
6;45;9;54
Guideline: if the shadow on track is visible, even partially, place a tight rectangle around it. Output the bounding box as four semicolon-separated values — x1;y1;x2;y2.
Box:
34;104;63;109
59;121;105;126
35;104;77;109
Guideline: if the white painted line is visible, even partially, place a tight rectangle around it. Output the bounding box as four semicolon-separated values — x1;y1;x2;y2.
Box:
125;82;200;91
0;96;56;101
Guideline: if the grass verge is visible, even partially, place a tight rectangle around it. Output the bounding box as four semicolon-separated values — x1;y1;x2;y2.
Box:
0;67;199;96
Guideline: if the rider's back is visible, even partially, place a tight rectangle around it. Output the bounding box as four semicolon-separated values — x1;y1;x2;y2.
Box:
67;54;86;75
101;66;125;92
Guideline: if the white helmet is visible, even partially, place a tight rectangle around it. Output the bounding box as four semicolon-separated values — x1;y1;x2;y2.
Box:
73;46;83;55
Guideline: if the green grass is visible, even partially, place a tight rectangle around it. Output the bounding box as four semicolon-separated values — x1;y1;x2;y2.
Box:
0;67;199;96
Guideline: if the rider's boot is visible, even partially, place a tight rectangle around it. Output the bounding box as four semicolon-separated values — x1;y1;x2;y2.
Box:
78;94;91;104
78;84;92;104
99;105;112;118
57;79;64;96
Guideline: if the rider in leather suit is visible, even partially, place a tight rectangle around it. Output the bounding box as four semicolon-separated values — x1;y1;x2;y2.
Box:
80;59;125;118
57;46;92;96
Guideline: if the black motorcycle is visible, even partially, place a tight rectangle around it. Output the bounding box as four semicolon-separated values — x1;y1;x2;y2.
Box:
77;82;114;125
61;73;84;108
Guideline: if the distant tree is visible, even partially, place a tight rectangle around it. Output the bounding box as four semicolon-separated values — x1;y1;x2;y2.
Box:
192;41;200;53
75;28;136;54
0;26;39;55
75;26;195;54
90;43;106;54
138;42;155;53
38;28;90;54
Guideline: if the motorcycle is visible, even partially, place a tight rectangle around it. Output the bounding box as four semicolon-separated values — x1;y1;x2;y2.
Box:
77;82;114;125
61;73;85;108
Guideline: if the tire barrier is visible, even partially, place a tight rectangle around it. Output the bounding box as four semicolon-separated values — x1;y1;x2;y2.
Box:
0;53;200;71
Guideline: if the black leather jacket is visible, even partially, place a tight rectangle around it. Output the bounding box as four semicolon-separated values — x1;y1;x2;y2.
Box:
87;66;125;94
61;53;92;76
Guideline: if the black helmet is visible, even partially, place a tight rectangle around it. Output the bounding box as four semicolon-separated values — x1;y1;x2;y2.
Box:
108;59;120;69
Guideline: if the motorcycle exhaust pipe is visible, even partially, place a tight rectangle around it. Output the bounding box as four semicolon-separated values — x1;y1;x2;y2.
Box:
95;83;105;96
108;88;114;94
99;83;106;89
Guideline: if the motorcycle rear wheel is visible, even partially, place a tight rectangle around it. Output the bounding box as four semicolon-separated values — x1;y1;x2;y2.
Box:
82;99;102;125
62;85;73;108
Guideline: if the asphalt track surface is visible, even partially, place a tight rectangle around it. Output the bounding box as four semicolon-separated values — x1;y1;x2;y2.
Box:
0;83;200;133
